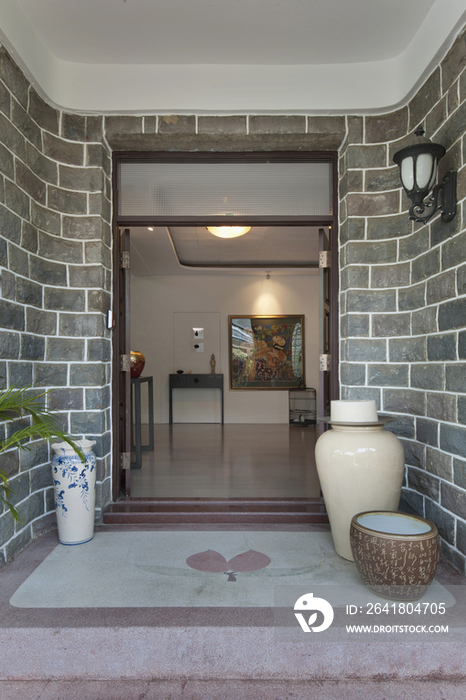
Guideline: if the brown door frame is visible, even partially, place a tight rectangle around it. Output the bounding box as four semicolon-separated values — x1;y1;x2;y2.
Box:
111;151;339;502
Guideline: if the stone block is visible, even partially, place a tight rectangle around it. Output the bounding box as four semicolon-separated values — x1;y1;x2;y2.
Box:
15;161;46;205
340;363;365;385
31;202;61;235
398;283;426;311
339;218;364;244
62;216;103;240
86;386;110;410
1;270;15;299
383;388;425;415
88;290;111;313
0;363;5;389
411;363;444;391
29;256;67;286
15;491;44;527
5;180;30;219
454;458;466;489
440;424;466;459
43;132;84;166
33;363;67;387
426;95;447;136
20;334;45;361
400;438;424;467
44;288;85;312
439;299;466;331
16;278;42;308
89;194;111;222
0;512;15;547
425;500;455;545
398;228;429;260
340;266;369;290
346;144;386;169
86;115;104;142
366;214;412;240
459;396;466;425
8;244;29;277
46;338;85;362
412;307;437;335
0;238;7;267
366;108;408;144
0;113;26;161
59;165;104;192
0;143;14;179
26;143;58;184
441;230;466;271
372;313;410;337
87;339;111;362
143;116;157;133
426;446;452;480
436;99;466;152
26;308;57;335
59;314;103;338
38;233;83;264
399;488;424;517
69;265;104;288
70;411;106;435
0;79;9;118
346;289;396;313
457;520;466;558
249;116;305;134
459;331;466;359
416;418;439;447
28;88;59;134
346;240;397;265
47;388;83;411
30;463;53;491
365;166;400;192
458;263;466;296
427;392;456;423
0;204;22;243
441;481;466;520
408;467;439;501
0;300;24;331
446;363;466;392
346;191;399;217
12;99;41;149
427;334;456;361
343;386;381;407
345;339;386;362
347;116;363;143
47;187;87;215
7;471;30;505
371;263;410;288
368;364;408;386
84;241;112;268
198;116;247;134
62;113;86;141
86;144;111;175
0;47;29;107
70;363;106;387
0;331;20;359
409;68;441;128
105;115;143;136
427;270;456;305
0;449;19;479
412;249;440;284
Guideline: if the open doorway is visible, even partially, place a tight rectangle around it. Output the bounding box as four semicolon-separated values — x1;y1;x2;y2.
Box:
111;152;339;516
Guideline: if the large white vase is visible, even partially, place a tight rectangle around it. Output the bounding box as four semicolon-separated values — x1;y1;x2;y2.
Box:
51;439;97;545
315;412;405;561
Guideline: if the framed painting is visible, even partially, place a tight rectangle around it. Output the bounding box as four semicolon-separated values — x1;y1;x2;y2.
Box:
229;315;305;390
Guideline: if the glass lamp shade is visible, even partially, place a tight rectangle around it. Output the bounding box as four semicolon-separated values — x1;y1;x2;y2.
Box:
206;226;251;238
393;142;445;205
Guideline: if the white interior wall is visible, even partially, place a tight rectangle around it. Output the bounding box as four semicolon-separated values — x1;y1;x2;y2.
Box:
130;272;320;424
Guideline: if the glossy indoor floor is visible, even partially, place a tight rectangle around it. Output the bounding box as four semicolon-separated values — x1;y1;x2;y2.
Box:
130;423;320;498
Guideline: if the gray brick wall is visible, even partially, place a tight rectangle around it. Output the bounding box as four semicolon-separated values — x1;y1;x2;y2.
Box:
0;47;112;564
339;26;466;574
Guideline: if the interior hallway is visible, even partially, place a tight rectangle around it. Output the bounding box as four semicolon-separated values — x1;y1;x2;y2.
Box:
130;423;320;498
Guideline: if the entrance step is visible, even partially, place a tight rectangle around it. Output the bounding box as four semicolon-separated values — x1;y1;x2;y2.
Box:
103;497;328;524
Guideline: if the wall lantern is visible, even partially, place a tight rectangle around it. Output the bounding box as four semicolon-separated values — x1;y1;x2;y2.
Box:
393;128;456;224
206;226;251;238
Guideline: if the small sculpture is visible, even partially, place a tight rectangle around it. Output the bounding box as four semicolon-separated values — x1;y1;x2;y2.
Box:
210;354;216;374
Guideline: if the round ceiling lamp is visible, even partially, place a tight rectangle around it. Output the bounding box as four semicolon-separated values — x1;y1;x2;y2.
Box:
206;226;251;239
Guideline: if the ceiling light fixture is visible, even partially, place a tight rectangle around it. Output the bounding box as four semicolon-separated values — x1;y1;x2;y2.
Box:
147;227;154;231
393;127;456;225
206;226;251;239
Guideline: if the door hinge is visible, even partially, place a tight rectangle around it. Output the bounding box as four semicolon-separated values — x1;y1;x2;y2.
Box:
120;251;130;268
319;251;331;268
121;354;131;372
121;452;131;470
319;354;331;371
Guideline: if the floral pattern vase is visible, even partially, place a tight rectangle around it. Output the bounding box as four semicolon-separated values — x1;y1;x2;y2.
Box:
51;439;97;545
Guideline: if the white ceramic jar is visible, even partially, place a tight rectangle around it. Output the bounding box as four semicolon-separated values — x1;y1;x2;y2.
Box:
315;422;405;560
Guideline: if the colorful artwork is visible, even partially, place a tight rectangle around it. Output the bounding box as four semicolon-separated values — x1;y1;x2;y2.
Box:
229;315;305;390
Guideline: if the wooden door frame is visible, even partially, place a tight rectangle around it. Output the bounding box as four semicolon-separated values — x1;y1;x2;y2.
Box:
111;151;340;502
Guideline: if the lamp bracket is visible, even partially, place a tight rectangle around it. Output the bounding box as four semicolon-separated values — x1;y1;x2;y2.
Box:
408;170;457;224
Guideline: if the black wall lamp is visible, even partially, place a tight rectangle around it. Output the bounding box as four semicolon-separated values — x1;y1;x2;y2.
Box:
393;128;456;224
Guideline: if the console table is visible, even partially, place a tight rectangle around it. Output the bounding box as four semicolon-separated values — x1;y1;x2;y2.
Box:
169;373;224;424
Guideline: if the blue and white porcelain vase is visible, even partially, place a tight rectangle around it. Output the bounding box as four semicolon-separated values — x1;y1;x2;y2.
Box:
51;439;97;545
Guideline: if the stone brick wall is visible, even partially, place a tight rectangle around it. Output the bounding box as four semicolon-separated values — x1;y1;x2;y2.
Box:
0;47;112;564
339;27;466;573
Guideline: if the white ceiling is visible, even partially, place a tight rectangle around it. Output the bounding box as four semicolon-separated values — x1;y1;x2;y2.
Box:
129;226;322;277
1;0;465;112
